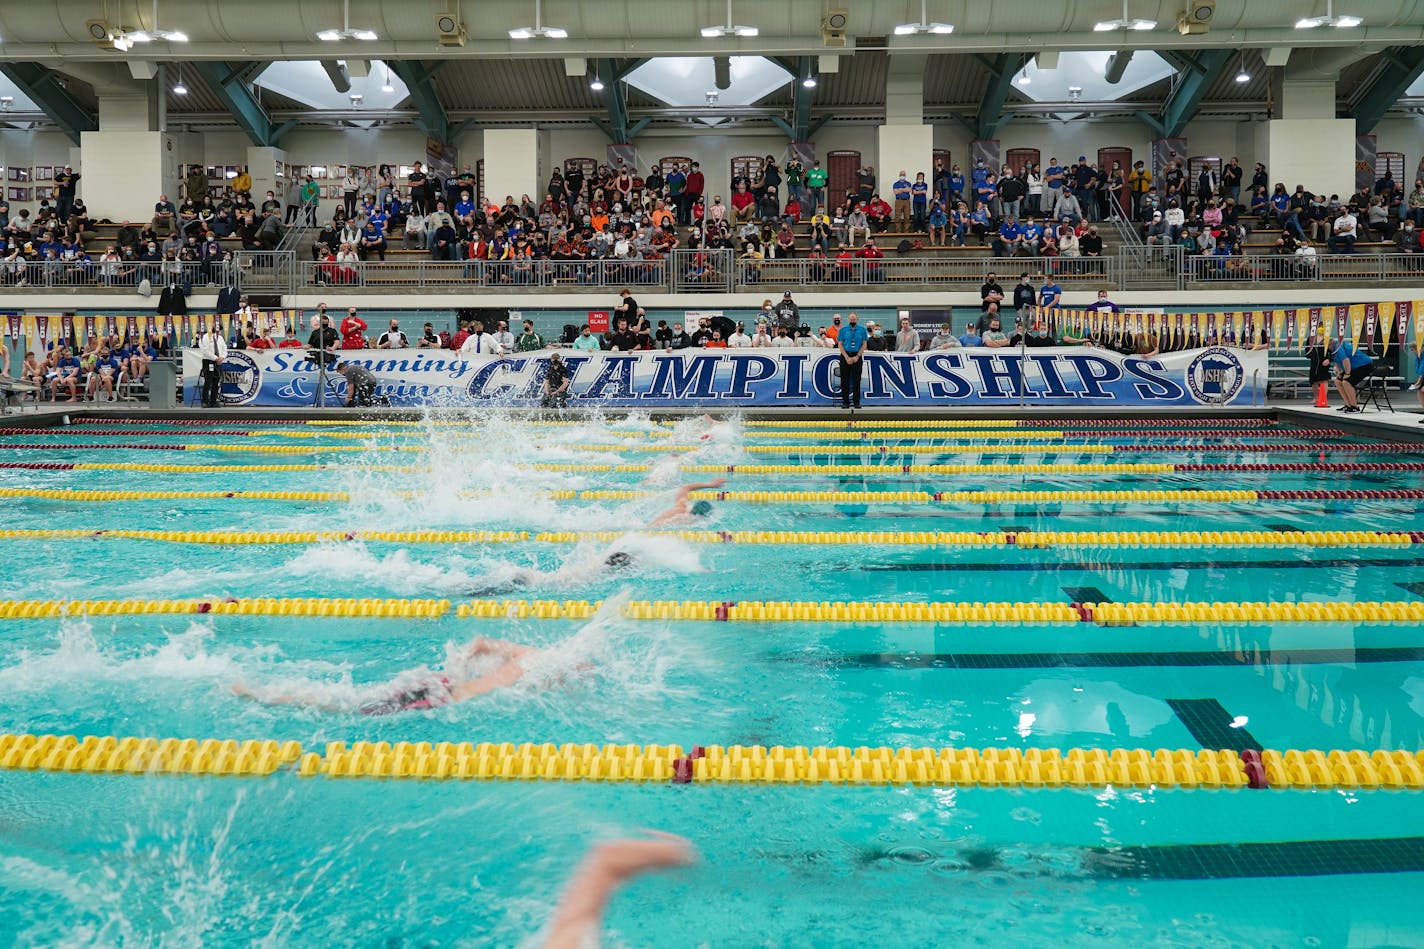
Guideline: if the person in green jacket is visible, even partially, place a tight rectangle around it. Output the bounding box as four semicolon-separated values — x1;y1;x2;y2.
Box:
805;159;829;213
300;177;320;226
516;319;545;352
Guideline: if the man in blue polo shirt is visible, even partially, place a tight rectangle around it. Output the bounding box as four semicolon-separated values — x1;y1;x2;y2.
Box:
1044;157;1066;218
1329;337;1373;413
837;311;869;409
1040;276;1062;310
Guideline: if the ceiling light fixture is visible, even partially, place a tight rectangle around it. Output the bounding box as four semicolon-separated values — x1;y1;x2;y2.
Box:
1093;0;1156;31
1234;50;1250;83
382;64;394;92
172;62;187;95
110;32;134;52
803;75;817;88
509;0;569;39
1296;0;1362;28
893;0;954;35
1015;68;1032;86
350;94;364;108
317;0;378;41
590;75;606;92
128;0;188;43
701;0;759;37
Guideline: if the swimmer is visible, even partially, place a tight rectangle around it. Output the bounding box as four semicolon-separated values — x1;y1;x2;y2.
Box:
230;636;561;715
542;832;697;949
648;478;726;526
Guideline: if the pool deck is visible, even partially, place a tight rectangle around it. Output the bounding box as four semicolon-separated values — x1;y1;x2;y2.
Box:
3;399;1422;439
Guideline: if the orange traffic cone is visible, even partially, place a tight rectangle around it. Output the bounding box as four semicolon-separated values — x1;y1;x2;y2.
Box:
1314;381;1329;408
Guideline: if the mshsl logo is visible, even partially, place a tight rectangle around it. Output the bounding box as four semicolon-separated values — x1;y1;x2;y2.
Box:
219;351;262;405
1185;347;1244;404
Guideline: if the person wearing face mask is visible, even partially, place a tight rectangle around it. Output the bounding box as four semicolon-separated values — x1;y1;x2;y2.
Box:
376;320;408;349
1395;218;1422;269
836;312;869;410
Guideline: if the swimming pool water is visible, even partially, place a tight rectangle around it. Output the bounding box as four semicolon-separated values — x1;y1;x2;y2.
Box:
0;413;1421;947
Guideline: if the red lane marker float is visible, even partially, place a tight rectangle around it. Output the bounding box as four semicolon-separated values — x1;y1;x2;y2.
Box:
1177;463;1424;472
0;462;78;470
1115;443;1424;454
0;443;188;450
0;429;266;437
1257;488;1424;500
1239;749;1270;789
69;417;308;426
1018;419;1275;428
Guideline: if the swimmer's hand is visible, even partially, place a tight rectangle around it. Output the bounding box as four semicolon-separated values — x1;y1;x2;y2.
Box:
230;682;258;701
542;832;697;949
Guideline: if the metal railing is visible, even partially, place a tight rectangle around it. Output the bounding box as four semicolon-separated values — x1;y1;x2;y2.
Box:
1180;251;1424;285
297;257;673;291
735;255;1116;287
0;252;298;293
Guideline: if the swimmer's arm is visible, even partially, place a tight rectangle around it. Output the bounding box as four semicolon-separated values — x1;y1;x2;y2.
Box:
229;683;346;713
673;478;727;502
447;659;527;701
542;834;697;949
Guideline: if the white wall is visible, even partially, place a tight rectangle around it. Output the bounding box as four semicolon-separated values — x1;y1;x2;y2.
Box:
483;129;543;206
0;130;76;214
76;131;166;222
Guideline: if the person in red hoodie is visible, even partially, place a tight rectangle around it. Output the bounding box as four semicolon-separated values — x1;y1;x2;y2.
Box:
340;308;368;349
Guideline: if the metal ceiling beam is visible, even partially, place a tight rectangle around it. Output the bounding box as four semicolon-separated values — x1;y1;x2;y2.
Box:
1141;48;1234;138
769;56;816;140
0;62;97;145
592;58;649;144
1352;45;1424;133
976;53;1029;139
191;61;294;146
388;60;450;143
320;60;351;93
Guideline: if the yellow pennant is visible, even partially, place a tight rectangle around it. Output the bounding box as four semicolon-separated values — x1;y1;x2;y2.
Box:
1379;301;1396;355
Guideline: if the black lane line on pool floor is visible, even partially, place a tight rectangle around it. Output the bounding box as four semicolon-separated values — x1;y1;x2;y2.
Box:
1398;581;1424;597
1090;836;1424;880
1165;698;1263;752
862;556;1424;573
1061;586;1115;604
802;646;1424;670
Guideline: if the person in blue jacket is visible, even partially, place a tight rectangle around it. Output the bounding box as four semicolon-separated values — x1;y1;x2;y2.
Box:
836;311;869;410
1329;337;1373;413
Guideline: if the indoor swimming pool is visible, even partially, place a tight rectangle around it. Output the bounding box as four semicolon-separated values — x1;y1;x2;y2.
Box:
0;413;1421;946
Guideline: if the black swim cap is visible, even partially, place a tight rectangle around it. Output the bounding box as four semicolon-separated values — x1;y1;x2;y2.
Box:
605;551;634;568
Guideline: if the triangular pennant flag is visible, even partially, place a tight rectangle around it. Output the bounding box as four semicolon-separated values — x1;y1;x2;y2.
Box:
1379;302;1396;355
1363;303;1378;352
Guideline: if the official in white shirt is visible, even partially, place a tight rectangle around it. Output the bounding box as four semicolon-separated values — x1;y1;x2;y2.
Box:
197;327;228;407
376;321;409;349
459;320;499;355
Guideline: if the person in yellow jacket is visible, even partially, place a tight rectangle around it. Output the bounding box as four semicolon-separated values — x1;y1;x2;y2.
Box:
1127;161;1152;220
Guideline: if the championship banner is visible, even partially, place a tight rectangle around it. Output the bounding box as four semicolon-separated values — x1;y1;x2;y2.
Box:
1398;301;1412;354
105;315;117;338
1363;303;1378;351
163;314;175;344
35;316;49;351
181;347;1269;409
1379;302;1395;354
146;315;159;341
1333;305;1349;343
60;315;74;348
83;315;96;341
6;315;19;340
1287;308;1297;350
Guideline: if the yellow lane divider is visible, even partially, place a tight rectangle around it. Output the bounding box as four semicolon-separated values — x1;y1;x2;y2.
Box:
681;463;1177;474
0;528;1410;548
0;597;452;619
270;429;677;440
0;487;354;503
0;487;1274;505
0;597;1417;624
5;734;1420;790
0;734;302;776
71;463;422;473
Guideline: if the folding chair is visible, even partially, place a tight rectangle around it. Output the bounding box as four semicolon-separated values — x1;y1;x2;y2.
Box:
1357;364;1395;413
